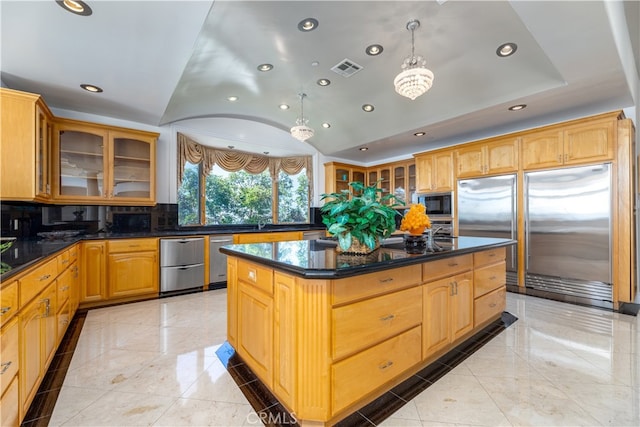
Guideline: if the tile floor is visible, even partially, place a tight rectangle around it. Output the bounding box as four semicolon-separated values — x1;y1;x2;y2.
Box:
45;289;640;426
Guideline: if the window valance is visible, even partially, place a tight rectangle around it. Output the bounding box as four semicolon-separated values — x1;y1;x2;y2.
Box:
177;133;313;198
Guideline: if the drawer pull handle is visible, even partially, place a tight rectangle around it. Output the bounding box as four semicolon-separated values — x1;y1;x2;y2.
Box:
489;303;497;308
0;361;11;375
380;314;395;322
448;262;458;267
248;270;256;281
489;276;497;280
41;298;51;317
378;278;394;284
379;361;394;370
60;286;69;291
39;274;51;281
489;253;496;257
61;259;69;264
128;244;140;248
0;306;11;315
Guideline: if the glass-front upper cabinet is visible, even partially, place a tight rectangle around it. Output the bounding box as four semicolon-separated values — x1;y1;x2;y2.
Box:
393;165;406;203
110;132;155;201
56;123;108;200
408;163;416;204
53;120;158;205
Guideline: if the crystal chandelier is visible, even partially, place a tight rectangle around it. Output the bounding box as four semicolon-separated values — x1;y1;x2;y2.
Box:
290;93;314;141
394;20;434;100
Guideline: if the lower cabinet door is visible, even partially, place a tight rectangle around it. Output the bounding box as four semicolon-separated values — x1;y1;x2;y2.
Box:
108;251;158;298
19;297;44;415
423;278;452;358
237;282;273;388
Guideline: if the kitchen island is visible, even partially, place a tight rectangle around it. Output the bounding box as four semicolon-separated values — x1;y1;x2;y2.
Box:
220;236;515;426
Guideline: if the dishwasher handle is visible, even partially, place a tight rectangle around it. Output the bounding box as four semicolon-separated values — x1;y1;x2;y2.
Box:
210;238;233;243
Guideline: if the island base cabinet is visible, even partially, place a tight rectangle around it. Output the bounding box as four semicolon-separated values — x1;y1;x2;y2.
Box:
237;282;273;389
332;326;421;414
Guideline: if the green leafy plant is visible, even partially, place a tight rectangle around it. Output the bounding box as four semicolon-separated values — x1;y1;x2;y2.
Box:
320;181;404;252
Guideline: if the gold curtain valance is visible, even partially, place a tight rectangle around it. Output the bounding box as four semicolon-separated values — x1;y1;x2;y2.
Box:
177;133;313;199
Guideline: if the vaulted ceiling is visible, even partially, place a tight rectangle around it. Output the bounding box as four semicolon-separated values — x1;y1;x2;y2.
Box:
1;1;638;164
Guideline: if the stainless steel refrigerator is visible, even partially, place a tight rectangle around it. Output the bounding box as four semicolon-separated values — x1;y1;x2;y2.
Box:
524;163;613;308
457;174;518;286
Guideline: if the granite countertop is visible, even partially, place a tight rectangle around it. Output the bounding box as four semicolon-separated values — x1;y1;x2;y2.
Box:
219;236;517;279
0;225;326;282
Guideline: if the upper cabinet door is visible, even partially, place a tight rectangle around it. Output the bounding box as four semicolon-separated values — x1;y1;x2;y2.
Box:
456;145;484;178
485;137;519;175
563;120;615;165
53;119;158;205
35;104;52;200
55;123;109;201
109;132;156;202
520;129;564;170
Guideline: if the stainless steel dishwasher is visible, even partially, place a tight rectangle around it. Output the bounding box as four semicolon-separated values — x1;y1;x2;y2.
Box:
210;235;233;286
160;237;205;293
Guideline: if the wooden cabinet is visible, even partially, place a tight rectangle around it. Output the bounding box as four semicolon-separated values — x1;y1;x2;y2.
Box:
107;238;158;299
324;162;366;196
521;119;615;170
423;254;474;359
415;150;454;193
456;137;519;178
1;317;19;426
19;281;56;417
367;165;392;201
53;119;158;205
473;248;507;327
80;241;107;304
233;231;302;244
1;280;18;327
0;88;53;202
236;260;274;388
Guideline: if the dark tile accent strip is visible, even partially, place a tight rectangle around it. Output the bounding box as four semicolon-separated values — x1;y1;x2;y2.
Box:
20;310;87;427
220;312;518;427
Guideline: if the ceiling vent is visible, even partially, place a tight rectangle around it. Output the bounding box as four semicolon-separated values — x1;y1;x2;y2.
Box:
331;59;363;77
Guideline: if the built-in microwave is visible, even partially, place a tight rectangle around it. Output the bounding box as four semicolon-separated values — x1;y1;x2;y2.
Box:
417;192;453;217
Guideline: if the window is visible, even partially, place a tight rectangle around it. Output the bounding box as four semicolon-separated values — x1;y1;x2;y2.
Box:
177;137;312;227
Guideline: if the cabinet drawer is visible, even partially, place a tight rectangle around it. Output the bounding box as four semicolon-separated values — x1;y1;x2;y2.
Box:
332;264;422;305
0;317;19;397
423;254;472;283
19;257;58;308
237;260;273;295
0;281;18;326
108;238;157;253
474;248;506;267
234;231;301;244
0;375;18;427
57;245;78;270
332;326;421;414
56;267;74;307
474;261;506;298
474;286;506;327
332;286;422;360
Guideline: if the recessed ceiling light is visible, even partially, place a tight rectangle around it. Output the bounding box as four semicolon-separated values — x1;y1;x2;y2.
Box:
317;78;331;86
257;63;273;72
80;84;102;93
279;104;290;110
414;131;426;137
362;104;375;112
359;147;369;151
322;123;331;129
227;96;239;102
298;18;319;32
496;42;518;57
508;104;527;111
56;0;92;16
365;44;383;56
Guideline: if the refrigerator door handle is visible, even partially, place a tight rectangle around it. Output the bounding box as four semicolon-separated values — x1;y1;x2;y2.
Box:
524;175;530;271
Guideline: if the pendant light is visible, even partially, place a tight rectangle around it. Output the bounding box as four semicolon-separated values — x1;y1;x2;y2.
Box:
393;19;434;100
290;93;314;141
